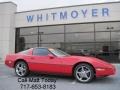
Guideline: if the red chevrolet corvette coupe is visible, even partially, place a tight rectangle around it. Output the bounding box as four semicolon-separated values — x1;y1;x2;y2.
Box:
5;47;116;83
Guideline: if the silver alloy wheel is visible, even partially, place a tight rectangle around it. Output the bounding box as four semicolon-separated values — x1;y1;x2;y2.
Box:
75;65;91;82
15;62;27;76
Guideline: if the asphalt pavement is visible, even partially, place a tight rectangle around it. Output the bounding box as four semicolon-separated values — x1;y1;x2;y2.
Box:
0;63;120;90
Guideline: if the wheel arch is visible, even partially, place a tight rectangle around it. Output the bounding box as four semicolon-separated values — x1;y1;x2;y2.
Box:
14;59;28;68
72;62;96;75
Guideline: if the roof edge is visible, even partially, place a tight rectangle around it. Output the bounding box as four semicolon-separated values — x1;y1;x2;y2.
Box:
0;1;17;6
16;1;120;13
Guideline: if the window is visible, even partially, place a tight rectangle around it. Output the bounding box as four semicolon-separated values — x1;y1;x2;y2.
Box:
95;32;110;41
16;22;120;63
33;48;50;56
66;33;94;42
20;27;38;35
41;34;64;43
66;24;94;32
39;25;64;34
111;31;120;41
20;35;38;43
95;22;120;31
49;49;70;57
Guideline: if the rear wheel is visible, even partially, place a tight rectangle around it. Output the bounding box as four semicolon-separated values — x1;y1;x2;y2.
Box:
15;61;29;77
74;63;95;83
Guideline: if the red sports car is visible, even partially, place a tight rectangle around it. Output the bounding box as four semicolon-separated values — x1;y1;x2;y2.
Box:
5;47;116;83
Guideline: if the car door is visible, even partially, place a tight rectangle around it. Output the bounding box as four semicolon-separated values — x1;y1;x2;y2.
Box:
29;48;65;74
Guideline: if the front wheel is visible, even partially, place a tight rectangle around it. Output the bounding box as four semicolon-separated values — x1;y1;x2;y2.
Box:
74;63;95;83
15;61;29;77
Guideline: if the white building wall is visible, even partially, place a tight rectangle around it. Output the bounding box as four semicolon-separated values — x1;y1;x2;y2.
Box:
0;1;120;61
15;2;120;28
0;2;16;61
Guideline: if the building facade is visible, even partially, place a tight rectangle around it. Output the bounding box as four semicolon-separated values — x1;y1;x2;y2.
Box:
0;2;120;63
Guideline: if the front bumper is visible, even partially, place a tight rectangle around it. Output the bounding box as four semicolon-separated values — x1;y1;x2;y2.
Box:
5;60;14;68
95;65;116;77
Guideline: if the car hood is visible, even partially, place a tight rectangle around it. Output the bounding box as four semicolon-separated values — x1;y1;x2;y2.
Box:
64;55;113;68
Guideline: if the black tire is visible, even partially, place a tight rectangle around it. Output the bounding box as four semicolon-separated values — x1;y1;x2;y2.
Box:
74;63;95;83
15;61;29;77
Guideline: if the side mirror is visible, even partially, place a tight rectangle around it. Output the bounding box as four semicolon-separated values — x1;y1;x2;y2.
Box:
48;54;54;59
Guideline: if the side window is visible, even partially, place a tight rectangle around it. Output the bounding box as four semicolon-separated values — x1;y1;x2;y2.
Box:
33;48;50;56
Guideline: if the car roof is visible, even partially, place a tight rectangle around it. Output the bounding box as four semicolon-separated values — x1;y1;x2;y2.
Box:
33;47;52;49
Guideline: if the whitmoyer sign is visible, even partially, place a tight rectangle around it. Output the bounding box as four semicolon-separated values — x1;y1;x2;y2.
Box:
15;2;120;27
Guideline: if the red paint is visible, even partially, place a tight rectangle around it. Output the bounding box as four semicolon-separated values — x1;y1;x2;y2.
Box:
5;48;116;77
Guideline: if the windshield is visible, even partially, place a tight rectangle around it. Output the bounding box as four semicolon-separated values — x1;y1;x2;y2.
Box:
49;49;70;57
